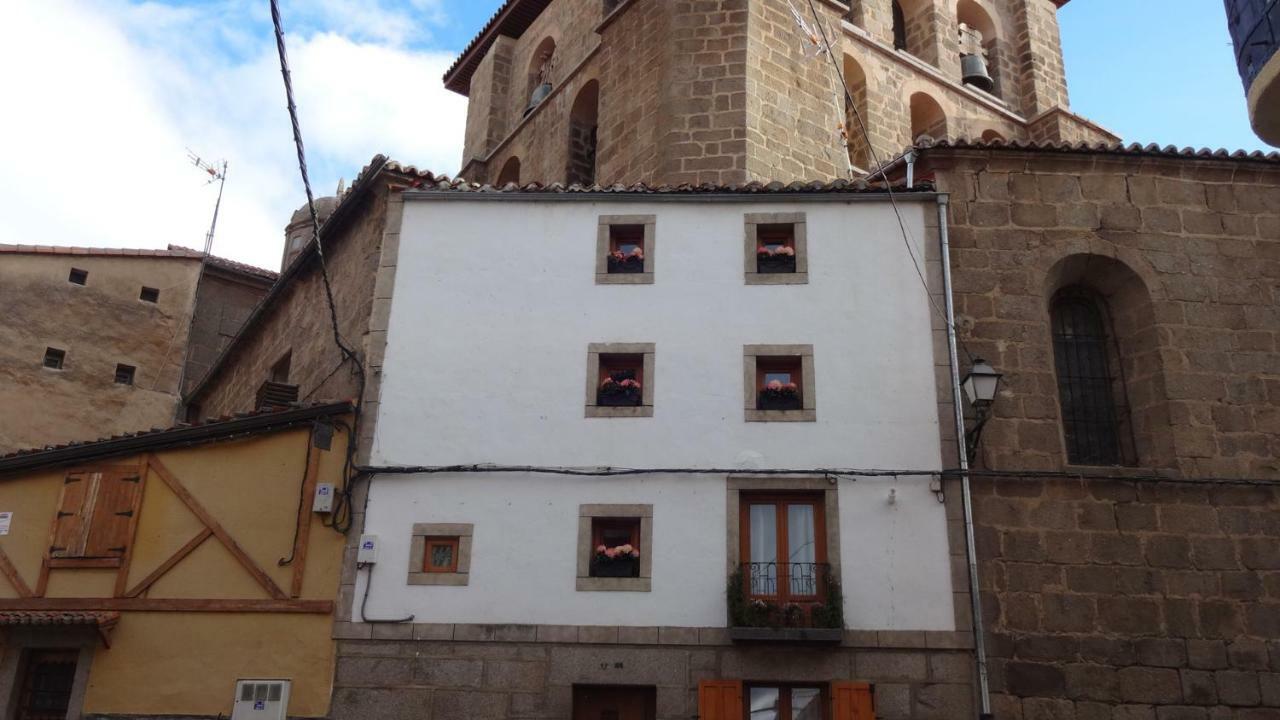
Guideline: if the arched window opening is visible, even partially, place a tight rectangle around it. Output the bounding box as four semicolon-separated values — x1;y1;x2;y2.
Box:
1051;289;1132;466
496;156;521;187
567;80;600;186
525;38;557;117
909;92;947;142
892;0;908;51
980;129;1006;143
957;0;1001;97
842;55;871;170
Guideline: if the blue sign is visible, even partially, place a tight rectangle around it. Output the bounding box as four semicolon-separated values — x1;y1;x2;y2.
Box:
254;700;266;710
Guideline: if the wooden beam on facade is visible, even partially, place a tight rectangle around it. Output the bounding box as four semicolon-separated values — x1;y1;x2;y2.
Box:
289;440;323;598
0;598;333;614
0;546;32;598
123;528;213;599
147;456;289;600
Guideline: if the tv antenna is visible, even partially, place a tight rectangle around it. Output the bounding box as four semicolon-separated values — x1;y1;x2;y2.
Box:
187;149;228;256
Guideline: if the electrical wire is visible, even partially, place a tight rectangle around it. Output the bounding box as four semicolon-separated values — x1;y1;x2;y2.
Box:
277;429;314;567
270;0;366;535
801;0;975;364
358;562;415;624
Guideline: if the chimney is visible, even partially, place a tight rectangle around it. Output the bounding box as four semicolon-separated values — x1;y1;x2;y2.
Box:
281;195;339;272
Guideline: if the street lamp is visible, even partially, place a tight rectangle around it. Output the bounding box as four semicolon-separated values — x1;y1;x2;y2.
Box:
961;358;1003;462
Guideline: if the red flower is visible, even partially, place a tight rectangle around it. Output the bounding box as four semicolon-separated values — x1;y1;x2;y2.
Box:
757;246;772;256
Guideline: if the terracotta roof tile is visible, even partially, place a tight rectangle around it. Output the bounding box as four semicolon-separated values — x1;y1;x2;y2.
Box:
915;136;1280;163
444;0;553;94
0;611;119;628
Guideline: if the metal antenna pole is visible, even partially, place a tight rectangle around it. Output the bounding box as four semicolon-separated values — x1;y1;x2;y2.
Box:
203;161;228;256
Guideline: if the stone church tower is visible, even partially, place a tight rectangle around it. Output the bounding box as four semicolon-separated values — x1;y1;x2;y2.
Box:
445;0;1117;187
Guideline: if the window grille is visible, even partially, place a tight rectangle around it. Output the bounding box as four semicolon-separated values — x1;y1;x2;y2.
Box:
1051;293;1123;465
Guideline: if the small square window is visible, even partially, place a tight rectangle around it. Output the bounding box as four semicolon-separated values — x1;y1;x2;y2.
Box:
423;537;460;573
596;215;654;284
139;287;160;303
590;517;641;578
114;364;136;385
43;348;65;370
586;343;655;418
744;345;815;422
68;268;88;285
745;213;808;285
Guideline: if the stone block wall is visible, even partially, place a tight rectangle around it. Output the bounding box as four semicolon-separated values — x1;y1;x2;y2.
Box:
181;267;273;396
329;630;975;720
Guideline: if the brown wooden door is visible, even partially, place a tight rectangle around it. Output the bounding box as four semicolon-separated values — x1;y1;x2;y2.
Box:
573;686;656;720
15;649;78;720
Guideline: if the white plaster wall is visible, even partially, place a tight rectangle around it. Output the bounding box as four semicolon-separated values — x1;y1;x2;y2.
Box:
375;197;942;471
359;196;955;631
358;472;955;630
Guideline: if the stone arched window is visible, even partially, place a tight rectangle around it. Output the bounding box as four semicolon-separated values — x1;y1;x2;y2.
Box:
496;156;521;187
909;92;947;142
1050;288;1130;466
842;54;871;169
567;81;600;186
980;129;1006;143
892;0;908;51
524;37;557;116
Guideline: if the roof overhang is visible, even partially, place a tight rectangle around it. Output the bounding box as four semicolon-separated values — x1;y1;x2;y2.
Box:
443;0;553;96
0;611;120;647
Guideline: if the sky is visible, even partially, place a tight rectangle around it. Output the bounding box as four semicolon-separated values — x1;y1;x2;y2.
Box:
0;1;1268;270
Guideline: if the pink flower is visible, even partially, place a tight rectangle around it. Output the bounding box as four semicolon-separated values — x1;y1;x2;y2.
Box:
629;247;644;259
619;544;633;554
620;378;639;389
605;548;618;559
601;377;615;387
766;379;783;391
777;246;795;256
596;545;607;554
610;250;624;260
630;549;640;558
757;246;772;256
785;382;798;392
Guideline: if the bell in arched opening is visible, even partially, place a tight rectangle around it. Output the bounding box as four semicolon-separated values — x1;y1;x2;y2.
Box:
958;23;994;93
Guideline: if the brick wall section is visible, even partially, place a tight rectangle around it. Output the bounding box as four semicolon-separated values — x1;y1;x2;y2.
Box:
328;633;974;720
187;186;390;418
919;146;1280;718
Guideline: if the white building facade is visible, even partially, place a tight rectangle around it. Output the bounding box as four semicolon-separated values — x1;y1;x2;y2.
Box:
336;185;976;720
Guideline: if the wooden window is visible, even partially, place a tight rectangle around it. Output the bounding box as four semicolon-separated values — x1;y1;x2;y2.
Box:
1051;289;1131;465
700;681;873;720
423;537;460;573
114;364;135;385
740;493;826;602
68;268;87;285
42;348;65;370
16;649;78;719
744;213;807;285
745;684;825;720
596;215;655;284
139;286;159;303
597;353;644;407
577;504;652;591
586;343;655;418
756;356;803;411
50;467;144;565
589;517;641;578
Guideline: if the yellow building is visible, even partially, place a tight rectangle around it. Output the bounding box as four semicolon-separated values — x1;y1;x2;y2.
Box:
0;402;351;719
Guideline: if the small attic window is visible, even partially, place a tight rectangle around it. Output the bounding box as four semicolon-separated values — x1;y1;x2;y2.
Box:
68;268;88;285
43;348;66;370
114;364;136;386
140;287;160;303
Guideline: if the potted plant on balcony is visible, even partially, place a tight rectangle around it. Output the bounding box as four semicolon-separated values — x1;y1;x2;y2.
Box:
607;247;644;273
591;544;640;577
757;379;801;411
756;244;795;273
598;372;642;406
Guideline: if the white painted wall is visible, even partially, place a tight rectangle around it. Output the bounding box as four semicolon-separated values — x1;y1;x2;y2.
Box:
361;195;955;630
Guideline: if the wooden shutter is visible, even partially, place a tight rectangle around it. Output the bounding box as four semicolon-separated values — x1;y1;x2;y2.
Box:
698;680;742;720
83;469;143;558
831;682;875;720
50;472;93;558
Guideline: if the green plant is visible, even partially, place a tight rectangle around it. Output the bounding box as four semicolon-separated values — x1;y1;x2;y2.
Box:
810;569;844;629
726;567;844;629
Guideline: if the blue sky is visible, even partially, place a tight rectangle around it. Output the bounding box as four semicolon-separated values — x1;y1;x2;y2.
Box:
0;1;1267;269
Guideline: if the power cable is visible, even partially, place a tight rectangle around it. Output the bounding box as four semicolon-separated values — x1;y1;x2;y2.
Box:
270;0;365;534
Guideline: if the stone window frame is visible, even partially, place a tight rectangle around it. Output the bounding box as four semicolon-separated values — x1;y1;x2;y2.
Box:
585;343;655;418
743;344;816;422
744;212;809;285
408;523;473;586
596;214;655;285
0;627;96;717
576;504;652;592
725;476;842;585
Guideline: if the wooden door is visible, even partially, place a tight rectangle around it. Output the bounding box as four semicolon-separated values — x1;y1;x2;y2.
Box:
15;649;78;720
573;686;656;720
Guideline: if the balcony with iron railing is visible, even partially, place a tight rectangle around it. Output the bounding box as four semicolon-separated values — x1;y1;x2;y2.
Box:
727;562;844;644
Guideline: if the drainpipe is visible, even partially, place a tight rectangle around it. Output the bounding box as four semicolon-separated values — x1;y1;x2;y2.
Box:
937;194;993;719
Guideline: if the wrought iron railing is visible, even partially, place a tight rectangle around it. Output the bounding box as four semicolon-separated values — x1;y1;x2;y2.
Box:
744;561;828;600
1226;0;1280;87
728;562;843;630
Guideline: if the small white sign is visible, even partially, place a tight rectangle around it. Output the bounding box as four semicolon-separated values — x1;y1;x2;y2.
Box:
0;512;12;535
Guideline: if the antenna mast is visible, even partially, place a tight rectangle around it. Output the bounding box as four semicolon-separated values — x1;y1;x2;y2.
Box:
187;149;228;255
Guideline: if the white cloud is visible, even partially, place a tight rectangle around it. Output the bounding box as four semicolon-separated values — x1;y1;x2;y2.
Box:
0;0;467;271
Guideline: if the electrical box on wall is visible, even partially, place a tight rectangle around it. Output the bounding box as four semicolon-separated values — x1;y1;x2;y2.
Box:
357;534;379;564
312;483;334;513
231;680;290;720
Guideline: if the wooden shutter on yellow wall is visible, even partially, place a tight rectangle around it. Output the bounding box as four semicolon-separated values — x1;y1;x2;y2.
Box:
698;680;743;720
83;469;143;558
831;682;875;720
50;471;93;558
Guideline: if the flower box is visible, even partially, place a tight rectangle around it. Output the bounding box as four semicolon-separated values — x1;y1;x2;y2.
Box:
758;381;802;411
756;254;796;274
598;371;643;406
607;253;645;274
591;556;640;577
